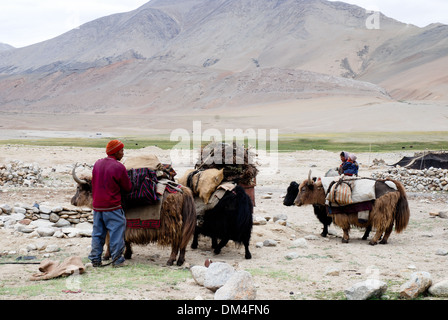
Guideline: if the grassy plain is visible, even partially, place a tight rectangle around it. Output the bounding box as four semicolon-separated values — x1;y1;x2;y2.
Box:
1;131;447;153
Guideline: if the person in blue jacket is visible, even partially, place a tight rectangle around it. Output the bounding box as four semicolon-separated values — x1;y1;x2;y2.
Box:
342;153;359;176
338;151;350;174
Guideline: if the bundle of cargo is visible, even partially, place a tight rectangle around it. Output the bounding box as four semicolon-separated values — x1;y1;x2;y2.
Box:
196;142;258;206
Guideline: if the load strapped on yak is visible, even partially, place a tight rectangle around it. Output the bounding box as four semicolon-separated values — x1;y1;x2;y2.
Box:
321;173;398;223
121;154;182;229
178;142;258;218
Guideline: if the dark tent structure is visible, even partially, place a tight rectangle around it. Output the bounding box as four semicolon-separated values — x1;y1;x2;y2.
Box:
392;152;448;170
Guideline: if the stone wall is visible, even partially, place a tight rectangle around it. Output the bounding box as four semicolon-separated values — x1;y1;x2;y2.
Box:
371;167;448;192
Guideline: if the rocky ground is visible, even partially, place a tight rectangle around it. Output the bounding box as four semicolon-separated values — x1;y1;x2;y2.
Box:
0;145;448;300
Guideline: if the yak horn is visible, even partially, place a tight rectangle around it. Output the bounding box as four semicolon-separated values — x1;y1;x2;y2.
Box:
308;170;312;184
72;163;88;185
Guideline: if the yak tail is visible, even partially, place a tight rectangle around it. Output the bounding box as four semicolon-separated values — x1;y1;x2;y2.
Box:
234;185;254;242
180;186;197;250
391;179;410;233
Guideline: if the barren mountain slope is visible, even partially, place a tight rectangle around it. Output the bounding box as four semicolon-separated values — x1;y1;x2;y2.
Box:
0;0;447;125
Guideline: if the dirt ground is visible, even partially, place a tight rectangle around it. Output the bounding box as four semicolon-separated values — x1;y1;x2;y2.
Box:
0;145;447;300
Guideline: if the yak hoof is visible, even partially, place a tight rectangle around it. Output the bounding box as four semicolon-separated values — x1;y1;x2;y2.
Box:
124;252;132;260
342;238;349;244
166;259;175;266
213;248;221;255
245;252;252;260
177;259;185;266
379;239;388;245
320;232;328;237
369;241;377;246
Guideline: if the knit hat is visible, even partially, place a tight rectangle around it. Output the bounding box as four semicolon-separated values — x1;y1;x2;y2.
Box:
106;140;124;156
349;153;357;162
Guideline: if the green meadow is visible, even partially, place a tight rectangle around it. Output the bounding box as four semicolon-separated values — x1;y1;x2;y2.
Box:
1;131;447;153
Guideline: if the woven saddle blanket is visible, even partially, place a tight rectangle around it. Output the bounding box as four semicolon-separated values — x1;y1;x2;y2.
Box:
125;179;182;230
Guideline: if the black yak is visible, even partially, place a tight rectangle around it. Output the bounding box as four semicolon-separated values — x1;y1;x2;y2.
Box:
191;185;253;259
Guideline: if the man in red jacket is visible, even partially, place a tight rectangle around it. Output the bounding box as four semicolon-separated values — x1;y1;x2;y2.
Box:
88;140;132;268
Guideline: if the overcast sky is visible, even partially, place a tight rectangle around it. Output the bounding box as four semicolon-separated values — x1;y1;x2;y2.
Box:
1;0;447;48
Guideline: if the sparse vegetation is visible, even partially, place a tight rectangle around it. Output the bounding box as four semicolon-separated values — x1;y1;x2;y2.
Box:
2;131;446;152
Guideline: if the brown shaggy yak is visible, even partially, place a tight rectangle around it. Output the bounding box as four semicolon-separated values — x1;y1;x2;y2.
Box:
294;171;410;245
71;165;196;266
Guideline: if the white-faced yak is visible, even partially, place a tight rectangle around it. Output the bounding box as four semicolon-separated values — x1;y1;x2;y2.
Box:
293;172;410;245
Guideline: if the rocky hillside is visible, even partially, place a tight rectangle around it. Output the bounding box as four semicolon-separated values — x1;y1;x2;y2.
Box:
0;43;14;52
0;0;447;115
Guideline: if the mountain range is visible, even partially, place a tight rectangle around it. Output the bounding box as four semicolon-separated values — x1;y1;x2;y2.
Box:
0;0;447;134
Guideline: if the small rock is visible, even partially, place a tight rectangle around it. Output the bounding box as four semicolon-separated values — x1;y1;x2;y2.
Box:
36;242;47;251
285;252;299;260
429;279;448;297
325;267;341;276
26;244;37;251
13;207;26;214
45;244;60;253
439;211;448;219
51;206;63;213
273;214;288;222
76;222;93;237
39;205;52;214
400;271;432;299
49;213;60;223
255;242;263;248
0;204;12;214
435;249;448;256
263;239;277;247
18;219;32;225
345;279;388;300
214;271;257;300
304;235;320;240
190;266;208;286
30;220;54;228
53;231;65;238
276;220;287;226
253;216;267;225
36;227;55;237
16;224;35;234
54;218;71;228
204;262;235;292
292;238;308;248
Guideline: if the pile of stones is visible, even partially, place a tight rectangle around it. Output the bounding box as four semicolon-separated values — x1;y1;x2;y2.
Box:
371;167;448;192
0;161;43;187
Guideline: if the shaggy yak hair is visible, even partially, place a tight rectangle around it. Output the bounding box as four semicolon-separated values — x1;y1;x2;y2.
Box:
191;185;254;259
283;181;372;239
71;169;196;266
293;173;410;245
